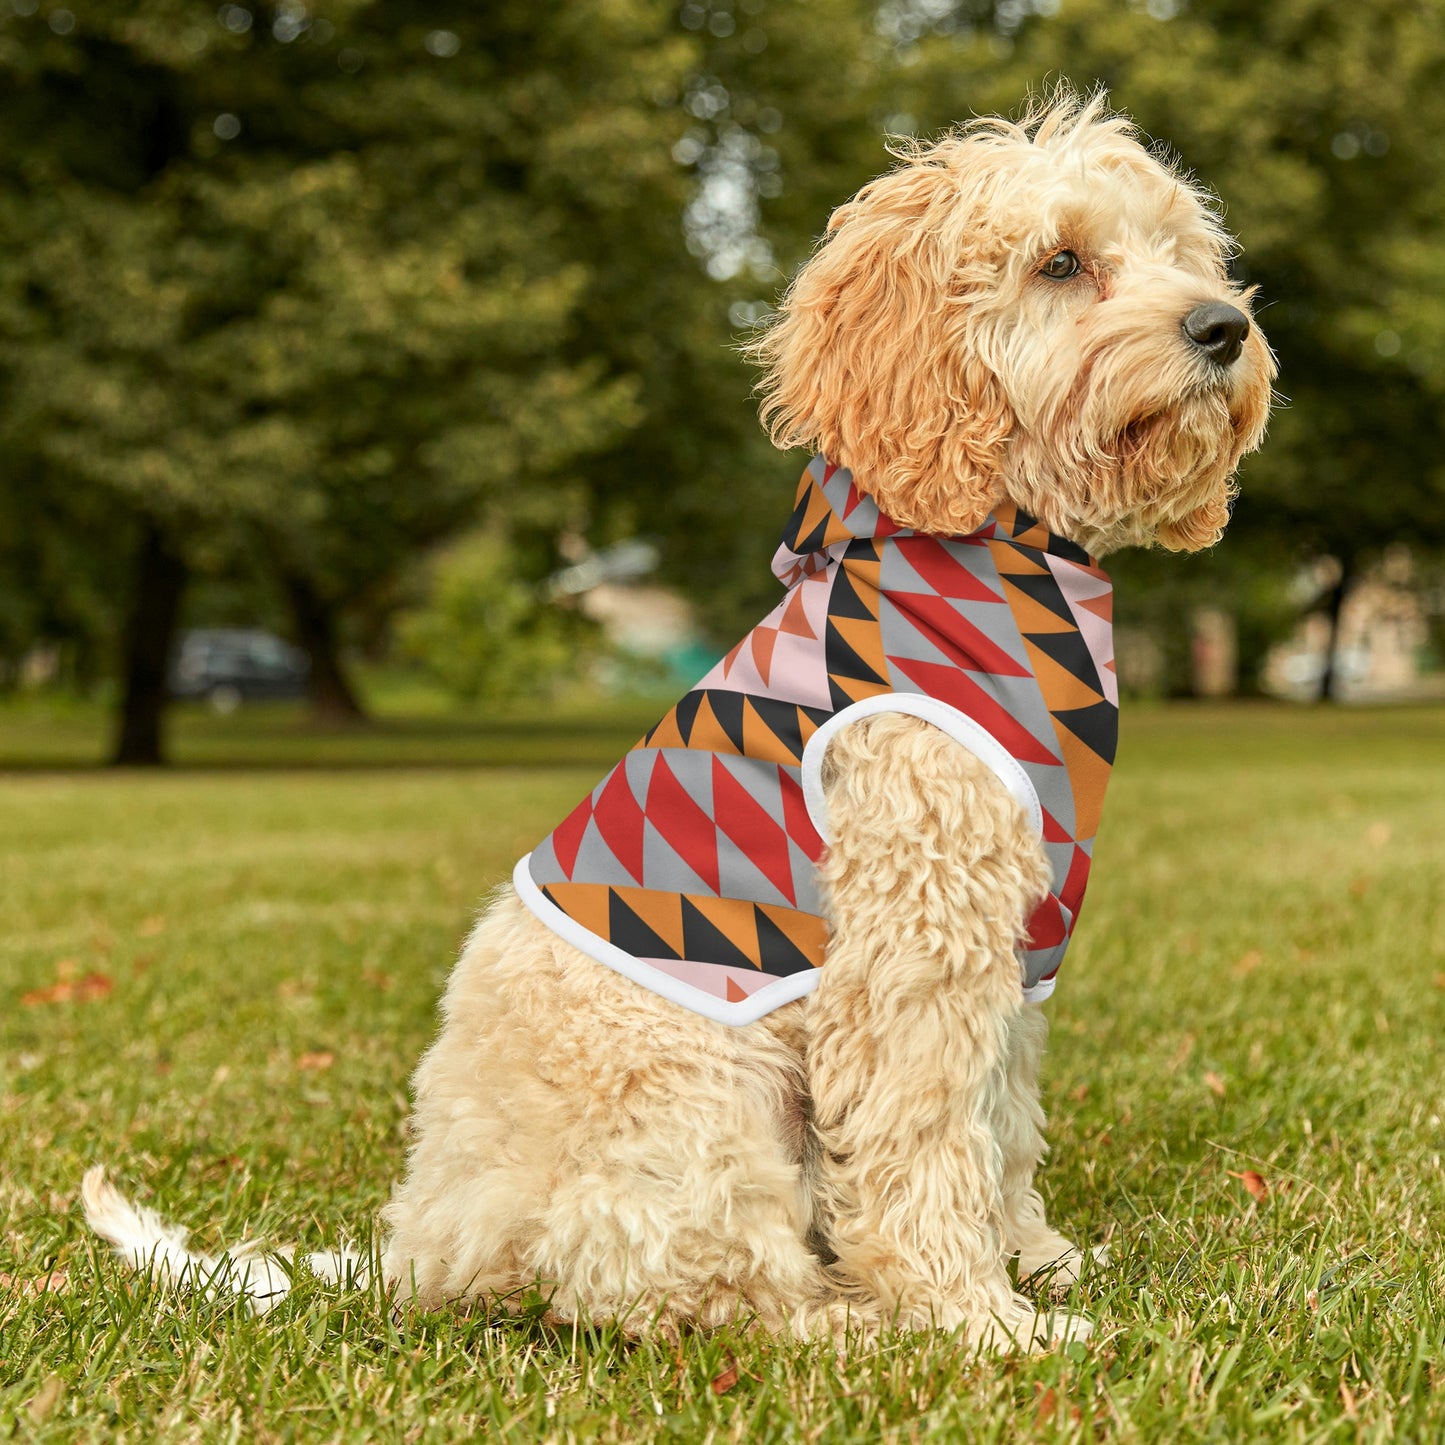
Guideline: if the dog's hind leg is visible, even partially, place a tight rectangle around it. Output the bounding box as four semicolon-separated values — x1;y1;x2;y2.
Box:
382;892;832;1338
993;1005;1095;1291
804;713;1090;1350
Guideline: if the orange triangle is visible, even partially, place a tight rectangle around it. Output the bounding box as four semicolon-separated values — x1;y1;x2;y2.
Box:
755;903;828;967
1077;591;1113;622
542;883;611;941
686;693;740;757
742;698;800;766
778;589;817;639
1050;723;1110;841
842;557;883;616
726;977;749;1002
616;886;686;955
830;615;889;682
750;626;778;685
796;707;822;750
646;709;688;751
829;672;891;704
987;539;1049;577
1000;580;1076;635
688;894;763;967
1022;640;1107;713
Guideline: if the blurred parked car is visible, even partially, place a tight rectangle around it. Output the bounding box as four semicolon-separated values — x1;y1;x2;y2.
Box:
169;629;310;712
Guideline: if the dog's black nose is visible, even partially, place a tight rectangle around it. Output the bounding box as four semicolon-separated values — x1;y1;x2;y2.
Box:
1182;302;1251;367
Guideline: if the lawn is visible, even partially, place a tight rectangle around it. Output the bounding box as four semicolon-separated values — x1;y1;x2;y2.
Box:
2;701;1443;1442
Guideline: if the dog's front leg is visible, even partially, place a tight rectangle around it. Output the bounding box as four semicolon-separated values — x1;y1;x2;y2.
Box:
806;712;1088;1349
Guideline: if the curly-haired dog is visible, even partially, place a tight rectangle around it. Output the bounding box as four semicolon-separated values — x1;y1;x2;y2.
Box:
85;91;1273;1350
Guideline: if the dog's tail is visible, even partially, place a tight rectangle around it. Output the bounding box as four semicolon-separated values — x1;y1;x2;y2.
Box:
81;1165;368;1315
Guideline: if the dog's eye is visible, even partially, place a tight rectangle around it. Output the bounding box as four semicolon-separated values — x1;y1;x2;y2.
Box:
1040;250;1081;280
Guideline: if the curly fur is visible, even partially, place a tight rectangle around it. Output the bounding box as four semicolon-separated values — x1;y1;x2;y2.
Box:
85;88;1272;1354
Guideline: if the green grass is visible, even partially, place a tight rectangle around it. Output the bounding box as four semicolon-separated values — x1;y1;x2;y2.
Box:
2;701;1443;1442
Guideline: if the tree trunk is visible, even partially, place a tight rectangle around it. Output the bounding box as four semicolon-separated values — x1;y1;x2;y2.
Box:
111;521;187;766
283;572;367;724
1317;554;1355;703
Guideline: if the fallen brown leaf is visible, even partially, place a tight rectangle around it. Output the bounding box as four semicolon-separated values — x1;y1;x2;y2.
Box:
1204;1071;1227;1098
1433;973;1445;991
21;973;113;1007
710;1357;739;1396
0;1268;69;1298
361;968;394;992
1228;1169;1268;1201
296;1051;335;1072
1232;950;1263;977
1348;876;1372;899
1034;1385;1058;1426
1070;1083;1089;1103
138;915;167;937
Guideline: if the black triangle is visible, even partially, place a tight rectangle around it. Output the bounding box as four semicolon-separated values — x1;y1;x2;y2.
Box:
824;620;888;686
1045;533;1092;564
1053;701;1119;765
680;896;759;973
1000;566;1076;624
829;562;878;620
779;493;829;556
702;689;747;754
608;891;681;961
671;689;703;745
752;906;818;978
1026;627;1103;694
744;695;807;763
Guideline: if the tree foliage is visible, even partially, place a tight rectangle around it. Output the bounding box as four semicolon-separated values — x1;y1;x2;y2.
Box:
2;0;1444;732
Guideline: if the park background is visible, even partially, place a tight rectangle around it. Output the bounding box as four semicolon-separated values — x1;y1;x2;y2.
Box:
2;3;1444;1443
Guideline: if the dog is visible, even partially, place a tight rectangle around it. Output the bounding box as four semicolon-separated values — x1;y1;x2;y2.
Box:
85;89;1274;1351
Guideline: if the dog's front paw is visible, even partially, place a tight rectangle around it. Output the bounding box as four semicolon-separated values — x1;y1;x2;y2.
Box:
971;1296;1093;1353
1018;1239;1110;1295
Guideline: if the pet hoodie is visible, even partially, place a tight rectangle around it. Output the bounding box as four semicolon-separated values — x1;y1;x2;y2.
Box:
513;454;1118;1026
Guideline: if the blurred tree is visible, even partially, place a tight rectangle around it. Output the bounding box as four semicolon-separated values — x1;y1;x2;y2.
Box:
0;1;686;758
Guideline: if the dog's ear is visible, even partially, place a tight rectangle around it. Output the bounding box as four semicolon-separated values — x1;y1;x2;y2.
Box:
749;150;1012;535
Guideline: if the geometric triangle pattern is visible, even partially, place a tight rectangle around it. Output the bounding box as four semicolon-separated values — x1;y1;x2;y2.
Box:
523;456;1117;1013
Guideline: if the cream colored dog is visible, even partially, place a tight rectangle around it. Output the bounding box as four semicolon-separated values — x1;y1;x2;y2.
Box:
85;91;1273;1351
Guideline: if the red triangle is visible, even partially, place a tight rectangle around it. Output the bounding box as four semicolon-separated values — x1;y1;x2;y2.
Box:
1059;845;1092;916
550;795;593;879
726;976;749;1003
645;755;720;894
1025;894;1067;950
886;656;1061;766
897;537;1004;604
592;765;646;885
711;758;796;905
779;768;824;861
889;592;1031;677
1040;807;1070;845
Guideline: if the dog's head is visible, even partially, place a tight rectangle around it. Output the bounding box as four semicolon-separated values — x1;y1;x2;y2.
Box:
750;89;1275;554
